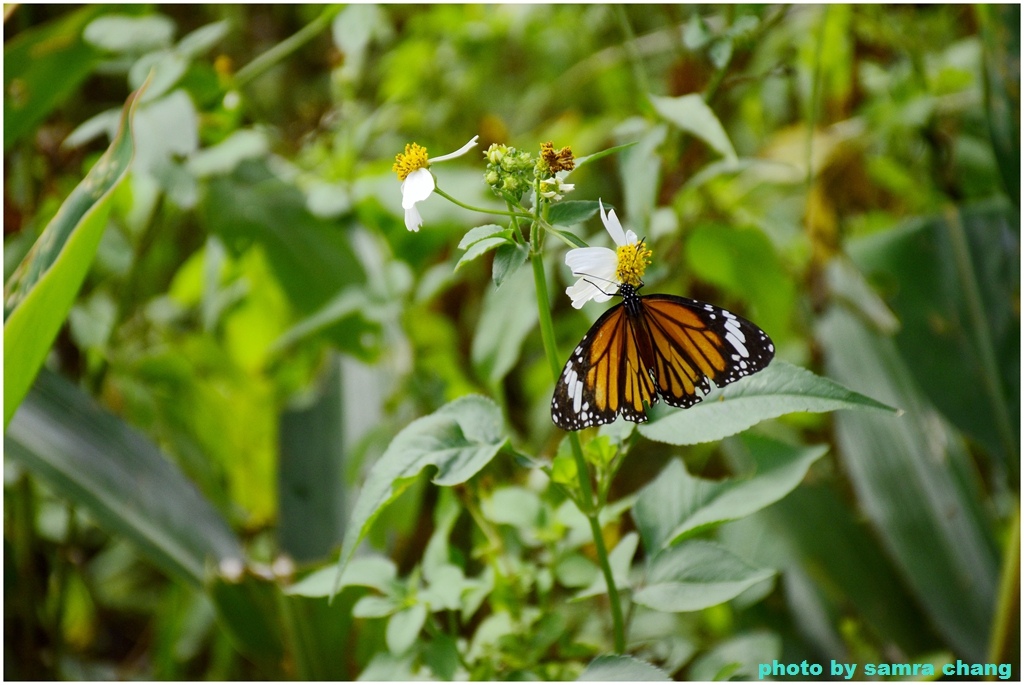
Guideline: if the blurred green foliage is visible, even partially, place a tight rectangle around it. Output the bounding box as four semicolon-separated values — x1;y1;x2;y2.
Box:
3;4;1018;680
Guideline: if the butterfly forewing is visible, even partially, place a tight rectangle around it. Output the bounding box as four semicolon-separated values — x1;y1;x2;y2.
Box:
551;288;774;431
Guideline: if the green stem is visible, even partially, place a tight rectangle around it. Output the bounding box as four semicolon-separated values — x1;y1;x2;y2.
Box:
529;244;627;654
988;506;1020;666
233;5;343;89
432;186;532;221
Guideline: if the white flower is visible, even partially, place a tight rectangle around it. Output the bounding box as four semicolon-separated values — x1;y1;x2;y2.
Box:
538;176;575;202
392;135;479;231
564;199;646;309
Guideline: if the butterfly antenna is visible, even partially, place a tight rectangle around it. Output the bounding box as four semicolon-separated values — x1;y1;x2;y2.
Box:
574;271;620;297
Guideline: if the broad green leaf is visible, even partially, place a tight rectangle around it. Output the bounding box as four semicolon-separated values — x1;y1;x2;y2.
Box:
332;396;508;593
4;86;142;428
455;236;511;271
848;205;1020;467
639;361;896;446
548;201;601;227
420;564;467;611
818;304;999;660
633;436;828;553
620;123;666;227
5;370;243;587
176;20;230;58
458;223;509;250
632;540;775;613
649;93;737;161
578;655;671;682
278;356;346;563
572;141;638;171
471;265;538;387
287;556;397;597
207;566;286;667
483;486;542;531
977;5;1020;203
492;242;528;287
387;604;428;655
4;5;105;151
688;632;781;681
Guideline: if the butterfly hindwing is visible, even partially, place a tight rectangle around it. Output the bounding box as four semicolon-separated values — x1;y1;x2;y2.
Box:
637;295;774;408
551;288;775;431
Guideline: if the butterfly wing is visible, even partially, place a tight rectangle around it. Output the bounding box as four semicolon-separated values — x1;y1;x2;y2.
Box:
551;302;657;431
636;294;775;409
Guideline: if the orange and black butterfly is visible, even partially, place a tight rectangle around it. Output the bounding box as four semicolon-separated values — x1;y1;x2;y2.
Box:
551;281;774;431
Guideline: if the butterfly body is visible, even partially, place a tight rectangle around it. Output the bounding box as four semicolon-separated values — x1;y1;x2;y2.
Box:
551;283;774;431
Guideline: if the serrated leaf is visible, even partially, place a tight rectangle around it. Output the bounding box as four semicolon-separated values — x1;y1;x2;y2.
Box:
633;436;827;553
458;224;510;250
455;236;511;271
649;93;737;161
632;540;775;613
579;655;671;681
492;242;528;287
548;201;601;227
639;361;896;446
332;396;507;595
5;84;143;428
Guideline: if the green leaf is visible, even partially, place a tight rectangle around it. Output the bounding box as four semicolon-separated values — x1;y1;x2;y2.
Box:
492;242;528;287
548;200;601;227
471;265;538;387
287;556;397;597
207;567;286;667
977;5;1021;203
458;223;509;250
638;360;896;446
632;540;775;613
649;93;737;161
4;5;105;151
83;13;175;53
332;396;508;594
455;236;511;271
353;595;400;618
848;205;1020;467
549;227;589;249
4;86;142;428
572;141;638;171
387;602;428;651
578;655;671;682
688;632;781;681
818;304;999;661
5;370;243;587
633;436;828;552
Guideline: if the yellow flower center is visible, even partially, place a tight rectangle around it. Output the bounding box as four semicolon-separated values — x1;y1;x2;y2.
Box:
392;143;429;181
616;242;652;287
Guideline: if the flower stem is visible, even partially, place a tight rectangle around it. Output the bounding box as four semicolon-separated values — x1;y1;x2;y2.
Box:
528;241;627;655
433;187;532;221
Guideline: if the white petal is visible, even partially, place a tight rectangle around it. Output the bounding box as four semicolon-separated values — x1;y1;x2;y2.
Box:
401;168;435;208
404;204;423;232
624;229;638;244
429;135;480;163
565;246;617;276
599;198;627;246
566;279;614;309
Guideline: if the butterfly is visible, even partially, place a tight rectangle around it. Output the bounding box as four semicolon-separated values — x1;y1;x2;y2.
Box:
550;281;775;431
